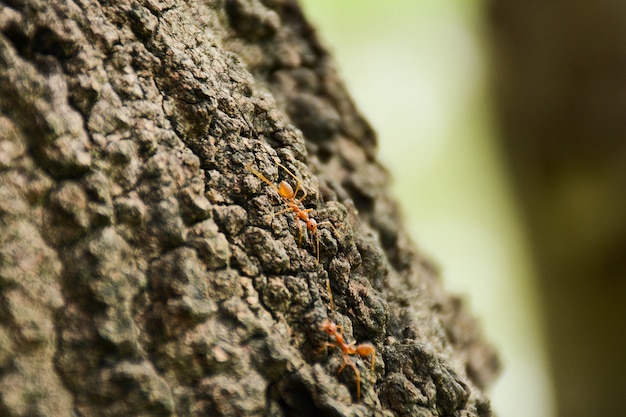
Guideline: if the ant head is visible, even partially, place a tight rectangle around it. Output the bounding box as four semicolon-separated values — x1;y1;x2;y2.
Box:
321;319;337;335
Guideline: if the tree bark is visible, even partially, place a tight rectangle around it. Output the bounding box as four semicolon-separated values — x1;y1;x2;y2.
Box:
0;1;498;416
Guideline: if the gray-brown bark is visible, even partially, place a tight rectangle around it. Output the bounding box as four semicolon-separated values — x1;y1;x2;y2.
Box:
0;1;499;416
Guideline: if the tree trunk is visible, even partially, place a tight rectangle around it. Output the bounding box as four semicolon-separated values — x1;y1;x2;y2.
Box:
0;1;498;416
488;1;626;416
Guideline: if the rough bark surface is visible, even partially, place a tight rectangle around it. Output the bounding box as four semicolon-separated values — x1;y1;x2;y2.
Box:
0;1;499;416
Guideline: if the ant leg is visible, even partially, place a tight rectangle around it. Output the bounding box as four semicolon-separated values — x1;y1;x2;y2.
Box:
270;207;295;218
271;206;311;220
316;342;338;355
346;359;362;400
297;219;304;245
336;355;363;400
326;275;335;315
315;229;320;263
354;362;362;400
318;228;336;313
246;164;282;196
313;228;336;312
317;221;341;238
336;356;350;374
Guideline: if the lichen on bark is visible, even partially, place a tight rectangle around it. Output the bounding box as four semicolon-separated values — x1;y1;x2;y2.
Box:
0;1;499;416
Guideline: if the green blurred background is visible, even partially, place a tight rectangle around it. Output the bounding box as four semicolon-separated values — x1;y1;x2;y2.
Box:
301;0;626;416
299;1;554;416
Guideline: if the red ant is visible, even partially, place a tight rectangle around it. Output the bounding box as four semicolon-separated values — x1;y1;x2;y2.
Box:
246;162;340;306
246;162;340;260
320;319;376;400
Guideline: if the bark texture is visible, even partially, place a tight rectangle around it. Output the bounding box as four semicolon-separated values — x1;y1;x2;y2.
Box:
488;1;626;416
0;1;499;416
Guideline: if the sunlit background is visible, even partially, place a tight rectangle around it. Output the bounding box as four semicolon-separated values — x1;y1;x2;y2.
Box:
300;1;556;416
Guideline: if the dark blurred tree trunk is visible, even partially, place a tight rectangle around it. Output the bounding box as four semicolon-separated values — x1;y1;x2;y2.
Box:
0;1;499;416
488;1;626;416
